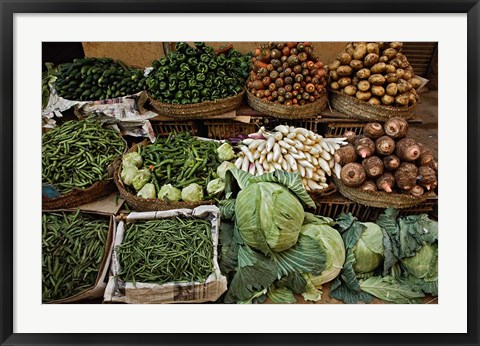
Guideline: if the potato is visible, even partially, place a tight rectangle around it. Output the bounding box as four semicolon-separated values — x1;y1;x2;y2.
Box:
410;77;422;89
408;92;417;105
403;70;413;80
397;79;409;93
358;80;371;92
385;64;396;74
346;43;355;55
368;97;381;105
329;70;339;81
356;68;371;80
338;77;352;88
352;76;360;86
378;42;387;50
395;94;409;106
353;42;367;48
356;91;372;101
368;74;386;86
328;59;341;71
350;59;364;70
343;85;357;96
366;43;380;55
337;52;352;65
390;58;402;68
386;83;398;96
396;68;405;79
364;53;380;67
371;85;385;97
383;48;398;60
390;42;403;50
379;56;389;63
330;81;340;90
385;73;398;83
381;94;395;105
371;62;387;74
353;44;368;60
337;65;353;77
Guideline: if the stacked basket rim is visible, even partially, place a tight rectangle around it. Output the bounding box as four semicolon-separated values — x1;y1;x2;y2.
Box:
147;91;245;120
246;89;328;119
332;175;433;209
329;88;417;122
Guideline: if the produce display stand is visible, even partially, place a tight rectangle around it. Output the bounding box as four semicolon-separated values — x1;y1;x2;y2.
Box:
41;41;438;306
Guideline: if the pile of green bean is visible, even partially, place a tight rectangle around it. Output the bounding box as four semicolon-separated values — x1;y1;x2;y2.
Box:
116;217;214;285
42;210;109;302
140;132;222;190
42;119;126;194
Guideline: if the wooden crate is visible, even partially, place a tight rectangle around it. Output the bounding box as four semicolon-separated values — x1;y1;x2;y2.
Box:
150;120;198;137
324;122;365;138
402;42;437;77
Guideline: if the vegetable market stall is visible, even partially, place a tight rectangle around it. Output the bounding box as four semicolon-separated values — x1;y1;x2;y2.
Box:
41;41;438;305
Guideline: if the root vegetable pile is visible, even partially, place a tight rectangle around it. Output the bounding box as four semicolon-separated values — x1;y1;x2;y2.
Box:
233;125;346;192
333;117;438;195
328;42;422;107
247;42;328;106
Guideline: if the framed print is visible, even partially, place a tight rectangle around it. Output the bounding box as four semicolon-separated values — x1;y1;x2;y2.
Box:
1;1;479;345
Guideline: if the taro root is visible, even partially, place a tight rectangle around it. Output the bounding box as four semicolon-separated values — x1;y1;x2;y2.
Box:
417;166;437;191
409;185;425;197
396;138;421;162
340;162;367;187
334;144;357;166
376;172;395;193
383;155;401;171
363;122;385;139
375;135;396;156
394;162;418;191
417;142;437;170
362;156;384;178
384;117;408;139
359;180;378;192
354;136;375;159
343;130;357;143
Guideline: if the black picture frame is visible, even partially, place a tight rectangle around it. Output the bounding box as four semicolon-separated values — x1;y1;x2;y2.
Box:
1;1;479;345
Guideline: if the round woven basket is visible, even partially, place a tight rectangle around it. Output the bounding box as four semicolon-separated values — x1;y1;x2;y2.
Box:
329;90;417;122
42;179;116;210
332;175;432;209
246;90;327;119
113;158;215;212
147;91;245;120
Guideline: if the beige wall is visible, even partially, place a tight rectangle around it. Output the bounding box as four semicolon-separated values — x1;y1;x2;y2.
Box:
82;42;347;68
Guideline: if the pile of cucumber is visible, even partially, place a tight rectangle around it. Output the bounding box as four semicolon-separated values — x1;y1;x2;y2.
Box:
53;57;146;101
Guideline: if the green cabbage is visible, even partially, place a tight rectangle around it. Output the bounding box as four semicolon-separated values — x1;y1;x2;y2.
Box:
181;183;204;202
158;184;181;202
122;152;143;168
132;168;151;191
217;143;235;161
121;166;139;186
136;183;156;199
400;243;437;279
301;213;346;287
235;181;305;255
352;222;384;273
217;161;236;180
207;178;225;196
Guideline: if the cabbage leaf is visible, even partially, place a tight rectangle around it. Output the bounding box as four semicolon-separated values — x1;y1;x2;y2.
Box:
359;276;425;304
267;286;296;304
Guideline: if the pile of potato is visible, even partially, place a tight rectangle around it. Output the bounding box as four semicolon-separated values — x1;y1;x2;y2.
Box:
327;42;422;107
334;117;437;197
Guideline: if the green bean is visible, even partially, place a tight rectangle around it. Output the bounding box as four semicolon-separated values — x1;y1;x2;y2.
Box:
42;118;126;194
42;210;109;302
116;217;214;285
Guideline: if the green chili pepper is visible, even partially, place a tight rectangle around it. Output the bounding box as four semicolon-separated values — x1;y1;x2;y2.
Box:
185;47;197;56
208;60;217;70
199;54;210;63
176;71;186;80
175;42;188;53
158;81;167;91
180;63;190;72
187;57;198;66
176;53;186;62
178;81;187;91
187;79;196;88
196;73;206;82
175;90;183;99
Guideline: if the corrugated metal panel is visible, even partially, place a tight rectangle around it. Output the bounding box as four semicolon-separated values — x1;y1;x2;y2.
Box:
402;42;437;76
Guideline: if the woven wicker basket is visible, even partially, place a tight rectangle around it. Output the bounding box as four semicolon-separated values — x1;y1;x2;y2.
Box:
147;91;244;120
246;90;327;119
333;175;432;209
42;179;116;210
329;90;417;122
113;158;214;212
